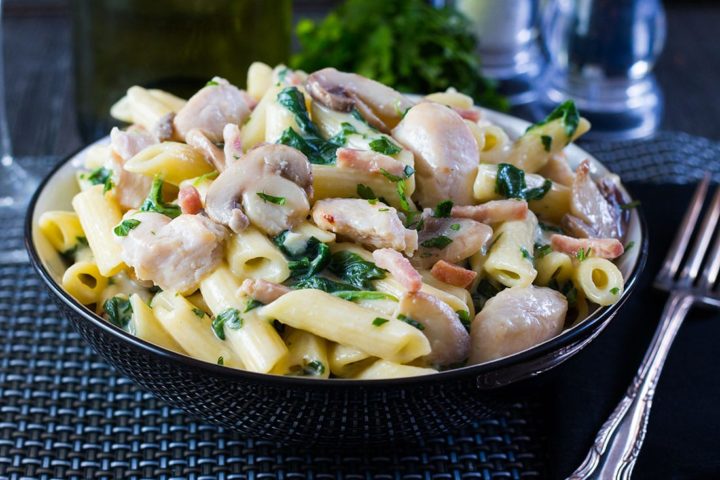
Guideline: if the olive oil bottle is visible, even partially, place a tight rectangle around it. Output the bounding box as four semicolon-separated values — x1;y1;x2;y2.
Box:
71;0;291;142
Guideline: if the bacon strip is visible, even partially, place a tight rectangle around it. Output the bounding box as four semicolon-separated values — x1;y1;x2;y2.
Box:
451;200;528;224
238;279;290;305
178;185;203;215
372;248;422;293
336;148;406;177
453;107;481;122
550;234;624;260
430;260;477;288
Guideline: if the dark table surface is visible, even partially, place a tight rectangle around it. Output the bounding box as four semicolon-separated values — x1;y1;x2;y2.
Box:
3;3;720;480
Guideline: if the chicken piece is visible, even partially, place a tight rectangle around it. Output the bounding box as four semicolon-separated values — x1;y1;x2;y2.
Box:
336;148;406;177
451;199;528;224
550;234;624;259
222;123;243;169
115;212;227;293
537;153;575;187
396;292;470;366
312;199;417;255
178;185;203;215
173;77;251;143
306;67;414;133
413;214;492;269
153;112;175;142
185;128;225;172
205;144;313;235
109;127;155;209
238;278;290;304
430;260;477;289
568;159;622;239
453;107;482;122
372;248;422;293
392;102;478;207
469;286;567;364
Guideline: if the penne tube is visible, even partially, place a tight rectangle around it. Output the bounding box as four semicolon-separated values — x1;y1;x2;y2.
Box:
61;260;108;305
39;211;85;255
260;289;431;364
271;328;330;378
124;142;214;185
241;85;282;150
484;211;538;288
129;294;185;354
327;343;373;378
226;227;290;283
573;257;624;306
246;61;274;101
352;359;437;379
535;251;574;286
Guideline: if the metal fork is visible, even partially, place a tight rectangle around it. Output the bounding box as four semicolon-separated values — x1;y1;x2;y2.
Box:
569;174;720;480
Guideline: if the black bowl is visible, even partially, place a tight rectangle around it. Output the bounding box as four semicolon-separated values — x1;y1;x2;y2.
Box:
25;142;648;446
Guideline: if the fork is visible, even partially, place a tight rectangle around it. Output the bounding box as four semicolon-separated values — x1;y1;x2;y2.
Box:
569;173;720;480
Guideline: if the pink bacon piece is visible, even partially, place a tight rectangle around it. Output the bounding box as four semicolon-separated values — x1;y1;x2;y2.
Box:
430;260;477;288
451;199;528;224
178;185;203;215
550;234;625;260
372;248;422;293
336;148;406;177
454;107;482;122
238;279;290;305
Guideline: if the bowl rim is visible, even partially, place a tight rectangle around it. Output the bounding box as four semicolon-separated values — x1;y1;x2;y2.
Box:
25;135;649;389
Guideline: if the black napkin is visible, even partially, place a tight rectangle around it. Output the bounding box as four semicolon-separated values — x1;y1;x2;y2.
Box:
539;182;720;479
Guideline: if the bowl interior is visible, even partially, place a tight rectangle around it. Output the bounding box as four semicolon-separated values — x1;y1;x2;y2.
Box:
28;110;644;379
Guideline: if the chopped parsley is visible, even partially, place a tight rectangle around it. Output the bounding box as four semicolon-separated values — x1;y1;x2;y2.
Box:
495;163;552;201
534;243;552;259
356;184;377;200
541;135;552;152
367;198;378;205
620;200;641;210
369;136;402;155
256;192;287;205
398;313;425;331
421;235;453;249
433;200;454;218
527;100;581;140
140;176;181;218
192;308;206;319
327;122;359;146
333;291;398;302
217;356;224;365
378;169;412;212
113;219;141;237
302;359;326;376
372;317;390;327
576;247;592;262
610;287;620;295
456;310;471;332
206;79;219;86
351;108;371;127
244;299;264;312
520;247;533;261
104;296;133;330
211;308;242;340
624;241;635;253
86;167;114;193
450;223;461;231
328;251;386;290
539;222;563;233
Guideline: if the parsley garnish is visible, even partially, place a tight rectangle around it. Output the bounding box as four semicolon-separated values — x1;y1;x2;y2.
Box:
624;241;635;253
369;137;402;155
192;308;206;319
539;222;563;233
140;176;181;218
372;317;390;327
86;167;114;193
527;100;580;140
303;360;325;376
327;122;359;146
206;79;219;86
495;163;552;201
257;192;287;205
456;310;471;332
217;356;224;365
378;168;412;212
211;308;242;340
421;235;453;249
398;313;425;331
292;276;358;292
357;184;377;200
534;243;552;258
610;287;620;295
541;135;552;152
244;299;264;312
113;219;141;237
192;171;219;186
450;223;461;231
433;200;454;218
520;247;533;261
576;247;592;262
104;296;133;330
620;200;641;210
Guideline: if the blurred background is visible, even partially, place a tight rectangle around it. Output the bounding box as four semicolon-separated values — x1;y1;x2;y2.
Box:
4;0;718;160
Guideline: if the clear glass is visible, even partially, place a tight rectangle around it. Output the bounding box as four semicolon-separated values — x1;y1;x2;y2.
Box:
537;0;667;140
0;0;39;263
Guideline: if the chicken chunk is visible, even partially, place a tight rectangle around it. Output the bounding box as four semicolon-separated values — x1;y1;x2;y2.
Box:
392;102;478;207
238;279;290;304
336;148;406;177
567;159;622;239
173;77;251;143
109;127;155;209
396;292;470;366
413;214;492;269
312;199;417;255
115;212;227;293
469;286;567;364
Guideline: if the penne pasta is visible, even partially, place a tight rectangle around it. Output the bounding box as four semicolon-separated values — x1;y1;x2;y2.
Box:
484;211;538;288
226;227;290;283
124;142;214;185
129;294;185;354
61;260;108;305
573;257;624;306
38;211;85;255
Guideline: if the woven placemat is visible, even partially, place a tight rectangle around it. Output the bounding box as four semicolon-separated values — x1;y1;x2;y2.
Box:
1;133;718;480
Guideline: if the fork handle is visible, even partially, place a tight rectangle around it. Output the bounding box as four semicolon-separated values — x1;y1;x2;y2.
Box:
568;292;694;480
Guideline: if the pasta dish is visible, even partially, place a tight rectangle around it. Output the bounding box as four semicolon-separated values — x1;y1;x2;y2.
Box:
38;63;633;379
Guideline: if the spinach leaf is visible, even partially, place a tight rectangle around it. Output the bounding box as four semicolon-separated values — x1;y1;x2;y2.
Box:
328;251;386;290
456;310;471;332
211;308;242;340
356;184;377;200
244;299;264;312
104;296;133;330
333;291;398;302
372;317;389;327
85;167;114;193
472;278;501;312
140;176;181;218
287;240;331;278
327;122;359;146
369;136;401;155
113;219;141;237
527;100;580;140
495;163;552;201
433;200;453;218
292;276;359;293
397;313;424;331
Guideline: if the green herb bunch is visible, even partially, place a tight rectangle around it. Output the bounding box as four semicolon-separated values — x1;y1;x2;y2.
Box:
291;0;507;110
